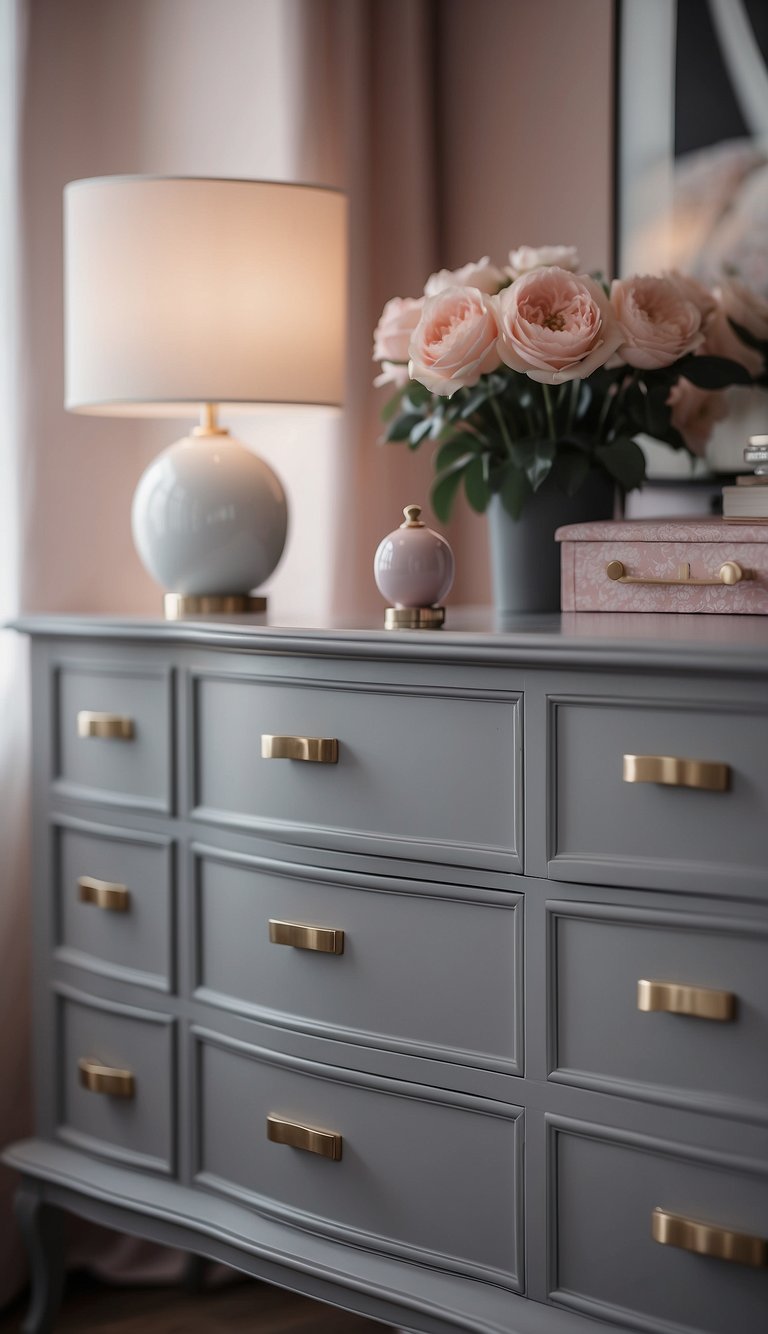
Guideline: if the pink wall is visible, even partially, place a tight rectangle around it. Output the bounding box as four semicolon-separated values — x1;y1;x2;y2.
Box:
434;0;616;604
18;0;616;616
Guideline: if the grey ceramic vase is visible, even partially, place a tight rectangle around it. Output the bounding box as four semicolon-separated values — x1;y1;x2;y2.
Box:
488;471;615;614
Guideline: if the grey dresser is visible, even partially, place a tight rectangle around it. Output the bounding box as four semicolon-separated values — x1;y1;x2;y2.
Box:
4;611;768;1334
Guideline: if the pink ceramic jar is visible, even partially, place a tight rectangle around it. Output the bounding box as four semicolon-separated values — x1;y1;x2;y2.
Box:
374;505;454;628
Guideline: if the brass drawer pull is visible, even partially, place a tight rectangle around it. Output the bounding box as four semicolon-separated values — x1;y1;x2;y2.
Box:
78;1057;135;1099
269;919;344;954
78;876;131;913
77;711;134;740
623;754;730;792
261;734;338;764
607;559;751;587
266;1115;342;1161
638;979;736;1022
652;1208;767;1268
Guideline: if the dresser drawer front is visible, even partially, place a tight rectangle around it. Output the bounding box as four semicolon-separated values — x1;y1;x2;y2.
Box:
56;822;173;991
549;901;768;1121
54;663;172;812
192;673;521;871
550;1118;768;1334
193;849;522;1073
57;991;174;1174
194;1030;523;1288
550;695;768;891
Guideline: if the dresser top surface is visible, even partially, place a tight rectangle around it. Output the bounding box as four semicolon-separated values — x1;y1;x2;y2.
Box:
10;608;768;674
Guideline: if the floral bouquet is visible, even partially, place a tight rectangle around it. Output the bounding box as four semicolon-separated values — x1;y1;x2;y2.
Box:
373;246;767;521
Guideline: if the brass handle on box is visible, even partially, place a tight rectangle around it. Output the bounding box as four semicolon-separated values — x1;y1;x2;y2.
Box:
266;1115;342;1161
78;876;131;913
261;734;338;764
652;1208;767;1268
78;1057;135;1099
77;711;134;740
623;754;730;792
269;919;344;954
606;559;750;587
638;979;735;1022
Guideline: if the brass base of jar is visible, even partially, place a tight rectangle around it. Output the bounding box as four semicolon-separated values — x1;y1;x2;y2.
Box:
164;593;268;620
384;606;445;630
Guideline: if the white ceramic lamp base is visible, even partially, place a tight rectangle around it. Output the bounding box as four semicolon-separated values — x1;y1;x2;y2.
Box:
131;430;288;617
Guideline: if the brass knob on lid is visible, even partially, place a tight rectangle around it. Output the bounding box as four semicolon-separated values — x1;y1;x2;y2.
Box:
401;504;425;528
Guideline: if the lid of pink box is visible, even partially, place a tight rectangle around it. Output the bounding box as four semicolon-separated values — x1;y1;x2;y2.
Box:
555;516;768;543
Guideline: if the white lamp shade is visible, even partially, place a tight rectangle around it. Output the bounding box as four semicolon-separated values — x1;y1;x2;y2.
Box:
64;176;348;415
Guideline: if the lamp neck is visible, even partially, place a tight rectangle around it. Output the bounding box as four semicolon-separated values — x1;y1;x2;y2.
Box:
192;403;229;437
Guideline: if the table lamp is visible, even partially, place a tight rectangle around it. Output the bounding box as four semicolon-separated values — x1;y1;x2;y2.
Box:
64;175;347;618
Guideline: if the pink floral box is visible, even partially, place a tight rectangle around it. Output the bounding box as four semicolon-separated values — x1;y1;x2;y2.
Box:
557;517;768;614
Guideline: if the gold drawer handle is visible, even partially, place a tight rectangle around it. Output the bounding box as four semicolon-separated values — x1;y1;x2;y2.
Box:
261;734;338;764
652;1208;767;1268
623;754;730;792
77;711;134;740
266;1115;342;1161
78;876;131;913
78;1057;135;1099
638;979;736;1022
607;559;751;587
269;919;344;954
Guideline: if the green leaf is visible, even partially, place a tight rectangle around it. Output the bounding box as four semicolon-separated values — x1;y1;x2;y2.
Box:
595;437;646;491
575;381;593;420
385;412;424;442
549;450;590;497
379;388;405;422
459;386;493;419
674;355;752;389
727;318;765;353
404;381;433;411
431;457;473;522
435;435;480;470
408;417;433;449
463;456;490;513
525;440;556;492
499;467;530;520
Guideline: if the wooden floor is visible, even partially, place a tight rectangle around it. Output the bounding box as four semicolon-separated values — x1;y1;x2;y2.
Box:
0;1274;393;1332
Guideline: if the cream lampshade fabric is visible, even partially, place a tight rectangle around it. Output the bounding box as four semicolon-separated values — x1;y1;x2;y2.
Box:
64;175;347;415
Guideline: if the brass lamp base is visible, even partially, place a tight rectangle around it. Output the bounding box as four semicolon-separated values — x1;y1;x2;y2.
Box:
384;606;445;630
164;593;268;620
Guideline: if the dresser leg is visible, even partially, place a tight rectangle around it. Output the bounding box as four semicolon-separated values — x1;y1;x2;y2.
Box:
181;1252;206;1293
15;1183;66;1334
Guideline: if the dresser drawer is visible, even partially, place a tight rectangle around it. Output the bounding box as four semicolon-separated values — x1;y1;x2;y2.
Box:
54;662;173;812
194;1029;523;1289
549;694;768;893
191;671;521;872
55;821;174;992
56;990;175;1174
550;1118;768;1334
548;900;768;1122
193;848;522;1074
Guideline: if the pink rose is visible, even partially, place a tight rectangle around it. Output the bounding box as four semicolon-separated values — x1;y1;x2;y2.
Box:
506;245;580;280
611;274;704;369
408;286;501;395
717;277;768;343
494;268;621;384
373;296;424;387
667;378;728;456
666;271;718;330
424;257;504;297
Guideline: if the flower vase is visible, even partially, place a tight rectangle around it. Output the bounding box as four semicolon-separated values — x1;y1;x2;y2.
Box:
488;472;615;614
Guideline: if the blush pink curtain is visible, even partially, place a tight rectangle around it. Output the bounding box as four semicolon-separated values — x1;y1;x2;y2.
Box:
0;0;614;1309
